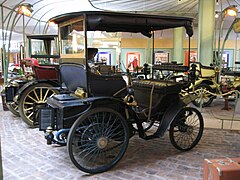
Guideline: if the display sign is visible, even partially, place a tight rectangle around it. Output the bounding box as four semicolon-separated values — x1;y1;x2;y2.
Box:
126;52;140;71
154;51;169;64
97;52;111;65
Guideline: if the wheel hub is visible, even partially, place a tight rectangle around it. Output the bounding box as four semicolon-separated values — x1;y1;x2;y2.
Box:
186;126;193;135
97;137;108;149
179;124;188;132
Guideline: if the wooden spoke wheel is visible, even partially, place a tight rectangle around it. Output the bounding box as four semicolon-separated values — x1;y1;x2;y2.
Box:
19;83;58;127
192;83;214;107
6;102;20;116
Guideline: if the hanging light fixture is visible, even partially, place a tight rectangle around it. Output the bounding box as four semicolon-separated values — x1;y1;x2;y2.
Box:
224;5;238;17
18;3;33;17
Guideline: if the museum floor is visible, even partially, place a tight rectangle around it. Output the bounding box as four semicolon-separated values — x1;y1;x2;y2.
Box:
1;98;240;180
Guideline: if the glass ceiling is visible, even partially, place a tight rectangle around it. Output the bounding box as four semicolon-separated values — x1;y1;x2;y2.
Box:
0;0;239;38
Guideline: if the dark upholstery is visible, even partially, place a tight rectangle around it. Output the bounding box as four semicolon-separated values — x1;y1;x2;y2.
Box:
60;62;127;97
132;79;182;108
34;65;59;81
60;63;87;92
89;73;126;96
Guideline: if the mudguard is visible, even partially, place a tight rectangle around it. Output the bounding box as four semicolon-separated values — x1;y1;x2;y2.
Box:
154;100;185;137
234;82;240;90
14;80;60;102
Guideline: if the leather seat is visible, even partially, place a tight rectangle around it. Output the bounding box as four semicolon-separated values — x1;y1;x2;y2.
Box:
60;62;127;97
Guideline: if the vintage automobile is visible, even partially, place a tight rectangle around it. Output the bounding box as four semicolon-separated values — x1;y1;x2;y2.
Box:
39;11;203;174
189;62;240;107
2;34;60;126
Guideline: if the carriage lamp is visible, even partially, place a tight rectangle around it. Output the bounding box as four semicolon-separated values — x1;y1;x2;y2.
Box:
18;3;33;17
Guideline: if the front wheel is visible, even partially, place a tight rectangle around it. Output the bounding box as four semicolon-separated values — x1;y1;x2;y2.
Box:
67;107;129;174
169;107;204;151
192;83;214;107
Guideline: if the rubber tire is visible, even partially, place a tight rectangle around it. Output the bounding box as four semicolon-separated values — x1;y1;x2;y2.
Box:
192;83;214;107
19;83;58;127
169;107;204;151
236;86;240;99
67;107;129;174
6;102;20;116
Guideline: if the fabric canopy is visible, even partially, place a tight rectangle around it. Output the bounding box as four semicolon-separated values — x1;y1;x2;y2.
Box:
50;11;193;37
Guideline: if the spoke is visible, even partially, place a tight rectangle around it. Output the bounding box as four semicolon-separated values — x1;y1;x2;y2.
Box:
88;116;100;135
103;113;113;136
107;125;123;138
101;112;107;136
189;133;196;142
40;88;43;101
108;130;124;139
177;134;184;148
91;148;101;165
185;134;192;148
27;112;33;119
24;102;34;105
25;107;33;111
78;145;99;159
33;89;40;101
84;147;102;164
104;116;119;136
73;141;96;148
174;132;183;144
188;116;199;126
76;143;96;155
26;94;38;103
43;89;51;101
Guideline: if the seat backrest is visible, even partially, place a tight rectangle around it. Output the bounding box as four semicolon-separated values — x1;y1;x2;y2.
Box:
33;65;59;81
60;63;87;91
89;73;127;97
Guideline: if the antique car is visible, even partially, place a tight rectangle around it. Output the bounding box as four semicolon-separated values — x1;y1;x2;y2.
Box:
2;34;60;126
190;62;240;107
39;11;204;174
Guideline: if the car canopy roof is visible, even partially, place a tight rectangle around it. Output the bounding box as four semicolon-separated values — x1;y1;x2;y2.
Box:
50;11;193;37
27;34;58;40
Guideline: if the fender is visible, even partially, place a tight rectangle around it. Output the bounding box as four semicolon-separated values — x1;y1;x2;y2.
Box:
14;80;60;102
189;78;216;91
59;96;129;128
154;100;185;137
233;81;240;90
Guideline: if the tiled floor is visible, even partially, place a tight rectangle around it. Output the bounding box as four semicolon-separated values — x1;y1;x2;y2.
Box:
0;98;240;179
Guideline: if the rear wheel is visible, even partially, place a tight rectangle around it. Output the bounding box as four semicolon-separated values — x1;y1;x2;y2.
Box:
192;83;214;107
19;83;58;127
6;102;19;116
169;107;204;151
67;107;129;174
